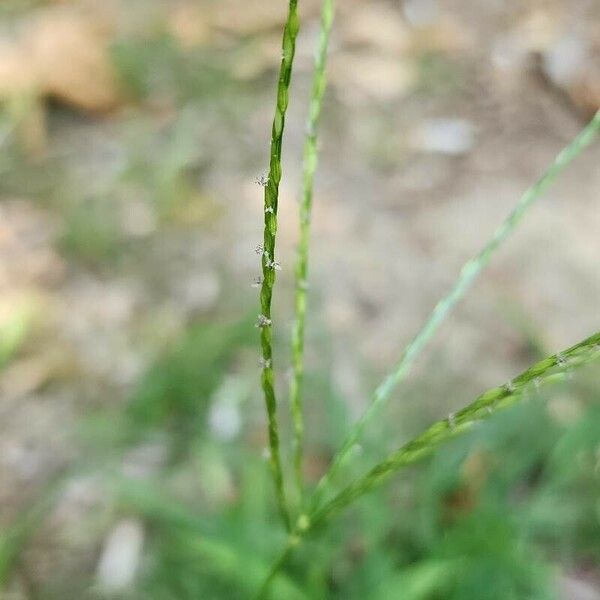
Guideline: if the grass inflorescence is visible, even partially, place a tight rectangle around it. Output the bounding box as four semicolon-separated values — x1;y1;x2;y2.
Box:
254;0;600;595
258;0;301;533
255;330;600;597
309;330;600;528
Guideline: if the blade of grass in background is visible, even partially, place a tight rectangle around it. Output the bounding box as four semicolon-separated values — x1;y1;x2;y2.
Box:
309;110;600;510
257;0;301;533
256;330;600;598
290;0;336;506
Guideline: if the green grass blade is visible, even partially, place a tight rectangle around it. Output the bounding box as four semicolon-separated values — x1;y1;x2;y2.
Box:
310;109;600;509
309;330;600;528
290;0;336;505
255;331;600;598
258;0;301;533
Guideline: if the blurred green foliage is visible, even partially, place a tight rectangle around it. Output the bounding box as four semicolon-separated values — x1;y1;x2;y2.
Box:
1;308;599;598
111;34;238;106
127;318;254;454
59;195;122;265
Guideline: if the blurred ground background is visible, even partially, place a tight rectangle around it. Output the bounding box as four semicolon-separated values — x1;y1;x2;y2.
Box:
0;0;599;598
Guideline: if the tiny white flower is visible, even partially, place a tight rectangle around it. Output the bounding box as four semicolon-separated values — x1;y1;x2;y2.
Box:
259;357;272;369
251;276;263;288
255;173;269;187
256;314;272;328
265;206;274;214
254;244;264;255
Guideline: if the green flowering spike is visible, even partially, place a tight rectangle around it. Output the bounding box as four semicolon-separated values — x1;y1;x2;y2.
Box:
255;332;600;598
258;0;301;534
310;331;600;528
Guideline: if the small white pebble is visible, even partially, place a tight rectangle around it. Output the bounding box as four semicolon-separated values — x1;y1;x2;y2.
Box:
96;520;145;592
209;402;242;441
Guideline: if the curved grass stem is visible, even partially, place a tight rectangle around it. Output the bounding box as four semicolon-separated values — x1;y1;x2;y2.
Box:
310;110;600;510
310;331;600;528
256;330;600;596
290;0;336;506
259;0;301;533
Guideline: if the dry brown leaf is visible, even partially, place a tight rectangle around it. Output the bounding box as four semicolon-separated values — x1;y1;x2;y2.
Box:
0;6;122;114
27;8;121;112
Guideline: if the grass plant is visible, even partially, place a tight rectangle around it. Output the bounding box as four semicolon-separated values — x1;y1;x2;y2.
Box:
253;1;600;596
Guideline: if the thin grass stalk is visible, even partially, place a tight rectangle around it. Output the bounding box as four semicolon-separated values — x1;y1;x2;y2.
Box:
253;538;297;600
310;109;600;509
256;330;600;597
310;330;600;528
290;0;336;505
258;0;301;533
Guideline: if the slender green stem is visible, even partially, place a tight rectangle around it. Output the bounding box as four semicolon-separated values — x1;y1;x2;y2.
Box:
290;0;336;505
310;110;600;509
310;331;600;528
258;0;301;533
253;537;298;600
256;330;600;596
